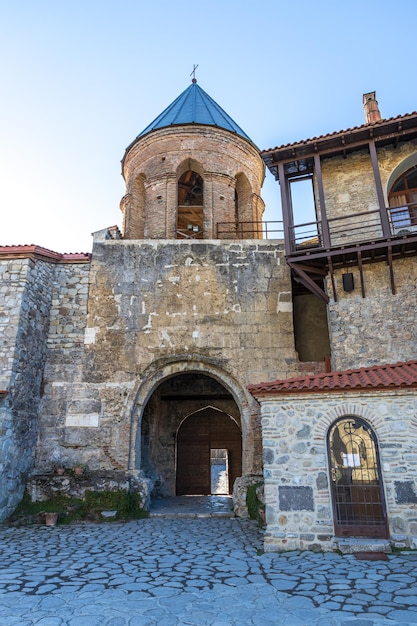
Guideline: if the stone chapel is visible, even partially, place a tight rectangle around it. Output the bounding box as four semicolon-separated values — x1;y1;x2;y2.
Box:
1;83;417;552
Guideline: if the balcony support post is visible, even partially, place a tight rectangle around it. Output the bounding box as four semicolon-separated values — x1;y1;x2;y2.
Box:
369;139;391;238
314;155;331;249
278;163;293;255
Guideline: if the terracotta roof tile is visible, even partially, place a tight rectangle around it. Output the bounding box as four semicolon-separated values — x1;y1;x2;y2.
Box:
0;245;91;263
262;111;417;154
248;360;417;397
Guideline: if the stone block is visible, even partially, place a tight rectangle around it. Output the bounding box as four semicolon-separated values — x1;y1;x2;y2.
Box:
278;486;314;511
395;481;417;504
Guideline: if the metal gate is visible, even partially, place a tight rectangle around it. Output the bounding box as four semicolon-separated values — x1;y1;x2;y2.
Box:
328;417;389;538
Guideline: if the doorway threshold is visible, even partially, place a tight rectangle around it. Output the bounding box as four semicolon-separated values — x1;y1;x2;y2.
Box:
149;495;234;518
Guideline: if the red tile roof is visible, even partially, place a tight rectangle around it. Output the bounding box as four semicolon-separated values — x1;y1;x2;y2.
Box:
248;361;417;397
262;111;417;155
0;245;91;263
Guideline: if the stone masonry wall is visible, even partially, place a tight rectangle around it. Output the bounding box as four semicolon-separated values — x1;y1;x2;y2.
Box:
0;257;55;519
327;258;417;371
36;238;300;480
36;262;91;470
317;139;417;245
259;390;417;552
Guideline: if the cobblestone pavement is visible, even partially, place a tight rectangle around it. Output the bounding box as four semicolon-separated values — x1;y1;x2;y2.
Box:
1;518;417;625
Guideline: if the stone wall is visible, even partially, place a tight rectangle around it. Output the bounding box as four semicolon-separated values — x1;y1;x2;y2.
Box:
36;238;300;490
0;257;55;520
327;258;417;371
36;262;91;470
293;293;330;362
321;149;379;240
259;390;417;552
316;139;417;245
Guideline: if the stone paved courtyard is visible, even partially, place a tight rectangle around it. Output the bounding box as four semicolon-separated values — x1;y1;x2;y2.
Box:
1;517;417;624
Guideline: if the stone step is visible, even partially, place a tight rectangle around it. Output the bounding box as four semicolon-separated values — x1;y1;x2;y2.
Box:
336;538;392;554
148;495;234;518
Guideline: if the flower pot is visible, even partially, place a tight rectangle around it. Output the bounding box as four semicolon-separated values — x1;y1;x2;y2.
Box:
45;512;59;526
73;466;83;475
56;467;65;476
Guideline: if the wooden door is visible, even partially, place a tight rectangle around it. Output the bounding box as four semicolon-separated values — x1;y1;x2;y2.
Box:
176;410;241;496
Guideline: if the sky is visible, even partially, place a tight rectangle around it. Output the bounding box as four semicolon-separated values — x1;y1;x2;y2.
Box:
1;0;417;254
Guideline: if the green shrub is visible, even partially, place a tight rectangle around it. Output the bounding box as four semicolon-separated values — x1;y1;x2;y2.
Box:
13;490;147;524
246;482;264;525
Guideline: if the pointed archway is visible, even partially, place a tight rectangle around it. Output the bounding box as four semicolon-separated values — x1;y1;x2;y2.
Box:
140;372;242;498
176;407;242;495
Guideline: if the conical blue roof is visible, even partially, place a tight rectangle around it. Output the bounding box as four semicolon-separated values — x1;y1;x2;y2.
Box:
135;81;252;142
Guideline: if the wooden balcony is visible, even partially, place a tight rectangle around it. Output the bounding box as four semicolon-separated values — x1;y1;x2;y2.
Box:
216;204;417;301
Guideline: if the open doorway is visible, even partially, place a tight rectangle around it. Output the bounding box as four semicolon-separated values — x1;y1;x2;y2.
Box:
211;448;229;494
140;373;242;497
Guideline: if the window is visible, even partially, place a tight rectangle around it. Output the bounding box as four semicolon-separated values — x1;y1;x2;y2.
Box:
177;170;204;239
388;166;417;231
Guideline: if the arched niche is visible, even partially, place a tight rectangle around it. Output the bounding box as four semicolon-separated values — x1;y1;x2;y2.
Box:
176;170;204;239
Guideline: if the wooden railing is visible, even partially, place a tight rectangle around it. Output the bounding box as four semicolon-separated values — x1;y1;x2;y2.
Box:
213;206;417;250
289;205;417;253
216;221;284;239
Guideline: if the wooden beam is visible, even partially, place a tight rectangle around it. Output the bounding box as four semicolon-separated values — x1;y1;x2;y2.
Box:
289;263;329;302
368;139;391;238
387;247;396;295
292;263;327;275
314;154;331;249
357;249;365;298
278;162;293;256
286;234;417;264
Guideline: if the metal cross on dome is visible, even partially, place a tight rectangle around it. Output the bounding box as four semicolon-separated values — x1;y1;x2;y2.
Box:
190;64;199;82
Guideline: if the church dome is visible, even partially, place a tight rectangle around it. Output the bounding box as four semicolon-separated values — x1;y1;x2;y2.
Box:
128;80;253;146
120;79;265;241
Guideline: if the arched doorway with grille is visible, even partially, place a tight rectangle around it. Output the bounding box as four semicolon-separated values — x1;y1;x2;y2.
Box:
327;416;389;538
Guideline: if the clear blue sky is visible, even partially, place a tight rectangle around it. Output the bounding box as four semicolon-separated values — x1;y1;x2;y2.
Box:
1;0;417;253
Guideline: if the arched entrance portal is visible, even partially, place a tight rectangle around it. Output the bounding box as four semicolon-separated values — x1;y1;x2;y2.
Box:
328;416;389;538
140;372;242;498
176;408;242;496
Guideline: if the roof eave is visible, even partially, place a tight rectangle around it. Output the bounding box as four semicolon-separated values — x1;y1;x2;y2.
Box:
249;383;417;399
262;112;417;167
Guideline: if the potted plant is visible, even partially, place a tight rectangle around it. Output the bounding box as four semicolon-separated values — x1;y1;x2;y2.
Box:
45;511;59;526
72;463;88;476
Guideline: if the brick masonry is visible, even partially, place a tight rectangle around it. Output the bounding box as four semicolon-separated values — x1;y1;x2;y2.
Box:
121;126;265;239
